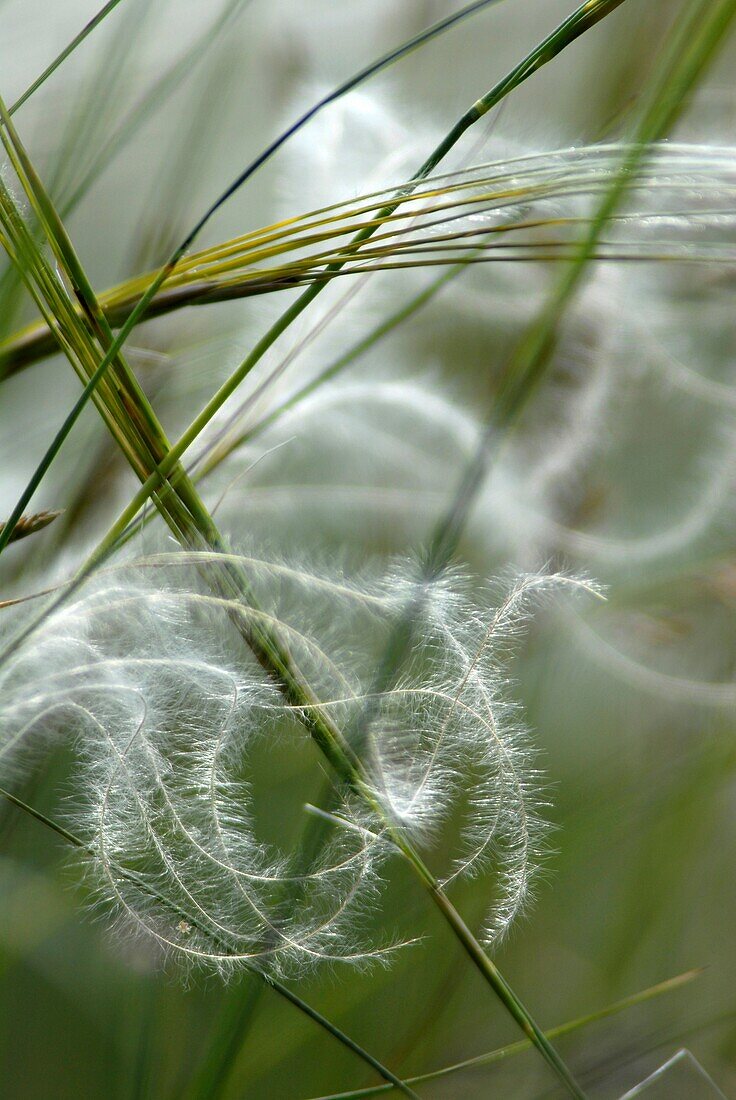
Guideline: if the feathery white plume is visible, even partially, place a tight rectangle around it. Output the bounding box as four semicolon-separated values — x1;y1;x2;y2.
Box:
0;551;599;971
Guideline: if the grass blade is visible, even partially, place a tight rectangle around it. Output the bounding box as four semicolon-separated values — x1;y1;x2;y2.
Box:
0;786;420;1099
307;970;703;1099
9;0;129;115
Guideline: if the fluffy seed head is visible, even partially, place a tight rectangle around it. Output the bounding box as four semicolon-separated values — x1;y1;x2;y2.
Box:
0;550;598;973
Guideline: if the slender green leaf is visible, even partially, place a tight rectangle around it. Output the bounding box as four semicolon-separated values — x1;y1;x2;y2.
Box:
9;0;129;115
307;971;703;1099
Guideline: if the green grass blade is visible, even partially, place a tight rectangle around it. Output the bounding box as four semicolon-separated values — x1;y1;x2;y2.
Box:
307;970;703;1099
411;0;627;182
0;784;89;851
0;787;420;1100
9;0;129;115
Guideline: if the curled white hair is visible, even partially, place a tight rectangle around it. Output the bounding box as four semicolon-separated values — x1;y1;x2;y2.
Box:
0;552;599;971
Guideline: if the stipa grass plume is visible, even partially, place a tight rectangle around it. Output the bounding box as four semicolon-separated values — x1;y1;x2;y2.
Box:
0;550;598;974
0;566;390;978
520;260;736;574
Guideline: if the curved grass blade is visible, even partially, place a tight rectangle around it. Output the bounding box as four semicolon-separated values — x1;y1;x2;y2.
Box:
10;141;736;374
176;0;508;254
5;139;734;378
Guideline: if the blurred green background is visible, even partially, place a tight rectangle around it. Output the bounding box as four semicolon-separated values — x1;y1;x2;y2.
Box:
1;1;735;1096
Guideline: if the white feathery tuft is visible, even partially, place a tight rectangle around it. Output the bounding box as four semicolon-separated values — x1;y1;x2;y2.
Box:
0;551;599;969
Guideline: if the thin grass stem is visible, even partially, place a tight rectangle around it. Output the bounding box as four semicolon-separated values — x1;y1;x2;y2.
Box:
8;0;128;115
307;970;703;1099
